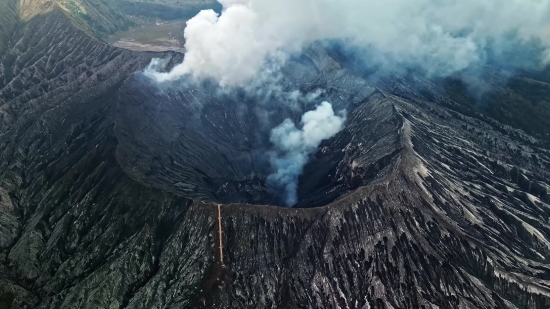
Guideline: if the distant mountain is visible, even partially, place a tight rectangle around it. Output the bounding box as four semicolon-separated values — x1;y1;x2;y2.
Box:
1;2;550;309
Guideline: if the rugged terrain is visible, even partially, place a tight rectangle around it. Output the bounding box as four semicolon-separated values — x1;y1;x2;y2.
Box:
1;3;550;309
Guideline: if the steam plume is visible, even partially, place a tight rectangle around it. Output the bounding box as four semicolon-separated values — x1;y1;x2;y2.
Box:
268;102;346;206
144;0;550;207
149;0;550;86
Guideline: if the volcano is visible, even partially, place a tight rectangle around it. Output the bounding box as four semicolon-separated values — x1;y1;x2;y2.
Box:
1;4;550;309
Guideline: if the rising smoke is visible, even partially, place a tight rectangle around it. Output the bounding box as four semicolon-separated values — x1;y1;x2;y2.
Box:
145;0;550;207
268;102;346;206
149;0;550;86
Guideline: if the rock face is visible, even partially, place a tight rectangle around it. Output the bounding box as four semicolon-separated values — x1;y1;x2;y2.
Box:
1;7;550;309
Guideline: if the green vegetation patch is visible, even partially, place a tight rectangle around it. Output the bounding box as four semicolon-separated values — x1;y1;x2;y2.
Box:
116;0;221;21
57;0;134;38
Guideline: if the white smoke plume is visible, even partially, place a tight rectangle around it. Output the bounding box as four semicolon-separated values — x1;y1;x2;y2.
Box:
149;0;550;86
144;0;550;206
268;102;346;206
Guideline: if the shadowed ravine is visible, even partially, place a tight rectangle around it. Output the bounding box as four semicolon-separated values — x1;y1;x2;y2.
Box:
1;6;550;309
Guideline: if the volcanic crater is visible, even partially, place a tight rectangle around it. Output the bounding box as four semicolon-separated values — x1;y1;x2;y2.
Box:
114;47;400;208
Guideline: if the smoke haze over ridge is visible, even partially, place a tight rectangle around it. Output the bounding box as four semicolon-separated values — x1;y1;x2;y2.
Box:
149;0;550;86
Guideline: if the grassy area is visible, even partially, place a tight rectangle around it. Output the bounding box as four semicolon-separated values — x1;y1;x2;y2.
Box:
130;0;217;7
0;0;219;53
115;0;220;21
107;20;186;52
103;0;220;51
55;0;220;41
56;0;133;38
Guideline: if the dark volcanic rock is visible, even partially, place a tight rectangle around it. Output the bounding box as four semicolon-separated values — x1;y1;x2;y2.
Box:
1;8;550;309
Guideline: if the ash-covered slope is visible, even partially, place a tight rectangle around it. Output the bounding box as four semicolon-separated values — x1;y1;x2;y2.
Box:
1;7;550;309
0;8;185;308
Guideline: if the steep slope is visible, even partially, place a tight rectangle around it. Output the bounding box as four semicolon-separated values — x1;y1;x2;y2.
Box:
11;0;219;45
22;0;139;40
112;55;550;308
0;0;18;55
1;4;550;309
438;73;550;147
0;6;181;308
